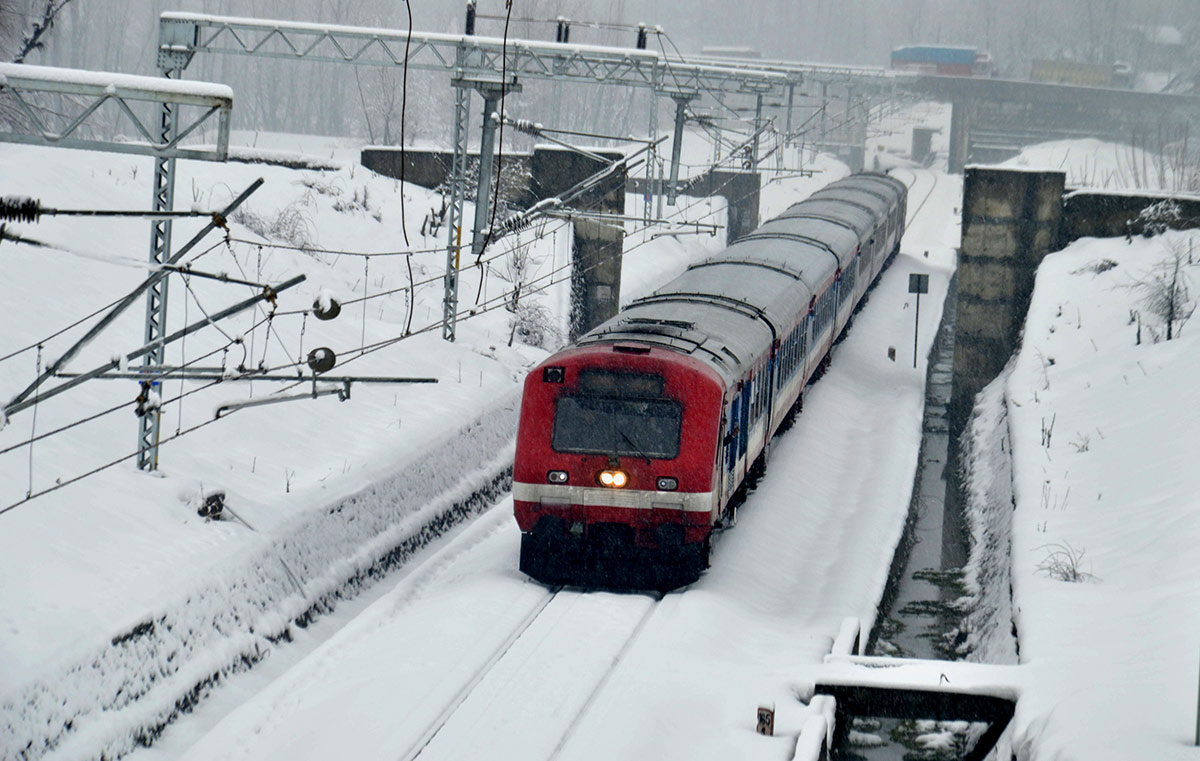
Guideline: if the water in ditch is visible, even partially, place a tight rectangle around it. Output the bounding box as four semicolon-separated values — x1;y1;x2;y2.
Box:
846;279;985;761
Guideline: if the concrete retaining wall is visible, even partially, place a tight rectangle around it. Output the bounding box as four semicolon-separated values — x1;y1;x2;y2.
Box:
950;168;1064;442
1061;189;1200;243
951;169;1200;446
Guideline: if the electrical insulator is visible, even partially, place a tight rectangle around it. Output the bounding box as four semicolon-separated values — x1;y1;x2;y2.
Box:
312;296;341;321
465;0;476;35
307;347;337;374
0;197;42;224
636;23;647;50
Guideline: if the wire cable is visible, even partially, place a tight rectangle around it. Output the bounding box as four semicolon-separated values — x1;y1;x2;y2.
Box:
480;0;515;264
223;237;440;258
399;0;413;247
0;293;128;365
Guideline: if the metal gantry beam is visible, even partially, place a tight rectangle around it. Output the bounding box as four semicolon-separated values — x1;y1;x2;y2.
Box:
156;11;796;343
0;61;232;160
0;60;237;471
158;12;790;98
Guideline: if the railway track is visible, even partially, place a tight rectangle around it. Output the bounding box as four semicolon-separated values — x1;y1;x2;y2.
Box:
397;167;950;761
894;167;941;226
155;164;960;761
398;586;664;761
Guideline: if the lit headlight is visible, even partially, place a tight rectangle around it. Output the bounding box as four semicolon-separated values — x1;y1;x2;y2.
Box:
547;470;569;484
656;477;678;491
598;470;628;488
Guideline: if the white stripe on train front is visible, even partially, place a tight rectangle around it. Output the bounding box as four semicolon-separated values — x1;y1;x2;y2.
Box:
512;482;715;513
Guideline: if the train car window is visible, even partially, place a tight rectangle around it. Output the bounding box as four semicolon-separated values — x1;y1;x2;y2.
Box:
578;368;664;397
552;396;682;459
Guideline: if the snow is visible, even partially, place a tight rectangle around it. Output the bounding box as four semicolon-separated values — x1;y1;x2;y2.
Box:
0;129;854;759
0;62;232;102
117;167;961;761
954;137;1200;760
1000;138;1197;193
9;120;1194;761
1000;229;1200;760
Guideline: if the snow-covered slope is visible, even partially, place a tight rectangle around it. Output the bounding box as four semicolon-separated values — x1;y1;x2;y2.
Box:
1003;230;1200;761
0;132;848;759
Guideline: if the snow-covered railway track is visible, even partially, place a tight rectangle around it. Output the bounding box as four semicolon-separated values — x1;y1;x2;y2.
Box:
402;588;662;761
894;167;941;226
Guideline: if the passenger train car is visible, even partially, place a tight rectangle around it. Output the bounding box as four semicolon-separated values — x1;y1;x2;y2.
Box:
512;173;908;589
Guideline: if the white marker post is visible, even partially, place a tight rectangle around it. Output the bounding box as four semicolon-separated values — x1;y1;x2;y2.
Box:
908;273;929;369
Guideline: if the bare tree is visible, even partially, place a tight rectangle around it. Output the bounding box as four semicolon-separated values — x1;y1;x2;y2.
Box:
1131;234;1196;341
9;0;77;63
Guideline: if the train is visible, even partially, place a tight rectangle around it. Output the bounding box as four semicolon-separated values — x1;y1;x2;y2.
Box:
512;172;908;589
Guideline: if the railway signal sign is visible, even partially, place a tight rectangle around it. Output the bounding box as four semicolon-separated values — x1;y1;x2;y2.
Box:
908;273;929;368
756;704;775;736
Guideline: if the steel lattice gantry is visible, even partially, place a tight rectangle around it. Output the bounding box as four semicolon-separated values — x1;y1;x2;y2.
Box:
0;61;232;160
156;12;792;341
0;61;233;472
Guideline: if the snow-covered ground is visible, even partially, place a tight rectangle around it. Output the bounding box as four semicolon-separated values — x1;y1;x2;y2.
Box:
0;126;861;760
956;140;1200;760
13;114;1193;761
1002;137;1199;195
102;166;959;761
975;229;1200;760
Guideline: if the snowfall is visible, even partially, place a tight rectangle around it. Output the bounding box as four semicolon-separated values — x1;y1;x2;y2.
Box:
1;112;1198;761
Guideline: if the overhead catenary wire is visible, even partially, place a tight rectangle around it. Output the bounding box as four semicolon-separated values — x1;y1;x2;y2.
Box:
0;391;228;517
222;240;296;365
271;132;767;327
0;336;249;460
224;237;444;258
399;0;413;247
188;138;808;411
479;0;515;263
300;160;778;377
0;196;224;224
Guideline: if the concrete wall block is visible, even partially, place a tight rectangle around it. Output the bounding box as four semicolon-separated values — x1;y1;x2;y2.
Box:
957;302;1020;344
951;340;1014;390
957;259;1022;301
963;171;1020;219
960;223;1018;259
1032;173;1067;221
1062;192;1200;244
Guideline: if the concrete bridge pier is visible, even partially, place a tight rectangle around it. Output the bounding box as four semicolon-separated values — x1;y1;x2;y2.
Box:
947;97;973;174
949;167;1065;444
527;148;628;340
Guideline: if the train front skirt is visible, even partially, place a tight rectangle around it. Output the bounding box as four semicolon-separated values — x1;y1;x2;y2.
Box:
519;516;708;591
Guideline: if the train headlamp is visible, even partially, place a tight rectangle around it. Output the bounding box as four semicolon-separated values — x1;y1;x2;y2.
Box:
656;477;678;491
598;470;628;488
547;470;569;484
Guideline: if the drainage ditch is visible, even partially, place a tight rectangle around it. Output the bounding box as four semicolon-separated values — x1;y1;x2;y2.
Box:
852;275;985;760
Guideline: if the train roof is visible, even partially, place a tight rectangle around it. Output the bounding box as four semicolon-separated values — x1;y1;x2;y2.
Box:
741;218;859;270
582;298;774;383
576;172;907;387
775;198;876;238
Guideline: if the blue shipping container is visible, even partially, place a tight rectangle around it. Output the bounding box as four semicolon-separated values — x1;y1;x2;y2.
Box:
891;46;977;65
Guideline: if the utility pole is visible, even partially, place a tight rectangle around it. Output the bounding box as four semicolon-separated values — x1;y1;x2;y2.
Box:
140;67;178;471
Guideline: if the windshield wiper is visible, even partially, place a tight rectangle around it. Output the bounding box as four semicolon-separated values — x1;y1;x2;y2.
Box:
619;428;652;464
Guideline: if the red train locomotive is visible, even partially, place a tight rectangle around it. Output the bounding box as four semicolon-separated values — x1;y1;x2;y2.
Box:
513;173;908;589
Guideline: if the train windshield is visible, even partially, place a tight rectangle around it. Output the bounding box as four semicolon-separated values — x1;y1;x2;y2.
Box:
552;395;682;460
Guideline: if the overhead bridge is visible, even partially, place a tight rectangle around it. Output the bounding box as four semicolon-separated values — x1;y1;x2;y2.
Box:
898;74;1200;172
